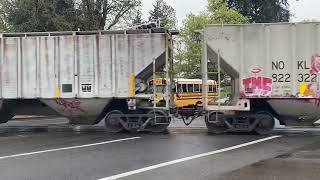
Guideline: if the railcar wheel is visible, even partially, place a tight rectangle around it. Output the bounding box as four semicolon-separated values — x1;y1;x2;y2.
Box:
205;112;228;134
104;110;125;133
253;111;275;135
147;110;170;133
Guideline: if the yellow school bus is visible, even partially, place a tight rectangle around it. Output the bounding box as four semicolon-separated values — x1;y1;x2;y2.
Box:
173;79;218;107
149;78;218;107
148;79;166;105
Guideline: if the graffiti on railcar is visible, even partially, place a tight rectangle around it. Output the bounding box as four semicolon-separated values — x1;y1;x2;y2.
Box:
55;99;85;112
310;53;320;74
241;67;273;97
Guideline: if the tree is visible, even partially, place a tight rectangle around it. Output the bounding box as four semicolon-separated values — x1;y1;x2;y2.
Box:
132;9;143;25
227;0;291;23
0;0;141;32
148;0;177;29
77;0;141;30
1;0;79;32
175;0;248;78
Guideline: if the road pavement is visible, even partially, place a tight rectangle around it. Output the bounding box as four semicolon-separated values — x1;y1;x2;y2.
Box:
0;118;318;180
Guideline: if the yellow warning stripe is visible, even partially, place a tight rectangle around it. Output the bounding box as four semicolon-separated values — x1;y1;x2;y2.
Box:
129;73;134;97
55;85;60;98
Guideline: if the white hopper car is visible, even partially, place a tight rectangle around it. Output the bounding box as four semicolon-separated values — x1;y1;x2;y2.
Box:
0;29;174;133
202;22;320;134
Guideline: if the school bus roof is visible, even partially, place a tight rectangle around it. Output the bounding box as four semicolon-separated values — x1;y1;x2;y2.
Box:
174;79;217;85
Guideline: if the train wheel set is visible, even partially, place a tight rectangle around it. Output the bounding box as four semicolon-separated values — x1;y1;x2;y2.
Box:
103;109;171;133
205;111;275;135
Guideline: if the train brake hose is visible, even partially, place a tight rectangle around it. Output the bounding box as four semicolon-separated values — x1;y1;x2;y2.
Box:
181;115;196;126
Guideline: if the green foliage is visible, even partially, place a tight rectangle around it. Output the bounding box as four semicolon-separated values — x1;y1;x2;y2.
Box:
207;0;250;24
175;0;248;78
227;0;291;23
132;10;143;25
2;0;79;32
0;0;141;32
77;0;141;30
148;0;177;29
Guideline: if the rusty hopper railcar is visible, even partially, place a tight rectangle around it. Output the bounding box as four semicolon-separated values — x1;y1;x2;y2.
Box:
202;22;320;134
0;29;174;133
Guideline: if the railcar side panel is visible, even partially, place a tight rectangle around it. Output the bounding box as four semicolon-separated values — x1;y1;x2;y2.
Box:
205;23;320;99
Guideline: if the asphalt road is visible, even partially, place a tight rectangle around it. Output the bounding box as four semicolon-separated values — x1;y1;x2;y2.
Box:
0;118;318;180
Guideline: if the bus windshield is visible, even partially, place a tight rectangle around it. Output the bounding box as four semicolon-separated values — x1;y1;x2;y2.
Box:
147;85;166;94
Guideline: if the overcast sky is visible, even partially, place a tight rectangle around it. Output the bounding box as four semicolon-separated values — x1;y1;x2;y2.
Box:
289;0;320;21
141;0;320;27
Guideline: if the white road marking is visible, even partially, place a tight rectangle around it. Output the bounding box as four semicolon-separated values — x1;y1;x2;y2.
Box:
0;137;141;160
98;135;281;180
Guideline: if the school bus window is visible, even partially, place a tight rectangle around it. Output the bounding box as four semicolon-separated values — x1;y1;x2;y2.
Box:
213;85;217;92
177;84;182;93
182;84;187;92
209;85;214;92
199;85;202;92
187;84;193;92
194;84;200;92
172;84;177;92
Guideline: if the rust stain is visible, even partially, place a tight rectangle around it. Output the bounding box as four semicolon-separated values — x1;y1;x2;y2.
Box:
109;35;113;92
161;34;166;49
3;39;7;64
76;35;80;86
18;37;22;96
117;34;123;51
150;33;155;55
44;37;49;66
54;37;57;79
96;34;100;77
84;36;90;75
128;35;133;71
44;37;49;84
57;36;61;88
127;35;134;69
2;39;8;86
